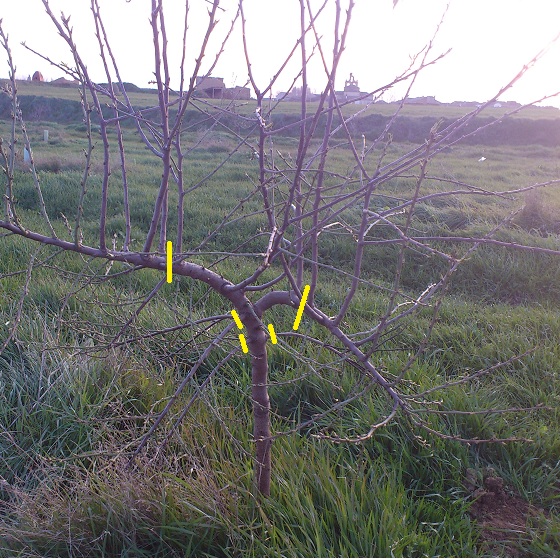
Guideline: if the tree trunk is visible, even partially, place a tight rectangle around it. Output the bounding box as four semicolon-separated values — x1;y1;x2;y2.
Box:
246;317;271;496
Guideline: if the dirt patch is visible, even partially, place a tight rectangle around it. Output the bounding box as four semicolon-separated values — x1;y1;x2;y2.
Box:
466;467;547;556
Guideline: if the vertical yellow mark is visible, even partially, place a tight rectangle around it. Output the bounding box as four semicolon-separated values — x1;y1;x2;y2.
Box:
231;310;244;330
293;284;311;331
166;240;172;283
268;323;277;344
239;333;249;353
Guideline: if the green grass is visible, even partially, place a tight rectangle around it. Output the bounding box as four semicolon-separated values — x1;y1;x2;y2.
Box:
1;95;560;556
0;275;559;556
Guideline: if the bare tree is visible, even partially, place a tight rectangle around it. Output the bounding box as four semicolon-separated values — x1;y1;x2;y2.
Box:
1;1;559;497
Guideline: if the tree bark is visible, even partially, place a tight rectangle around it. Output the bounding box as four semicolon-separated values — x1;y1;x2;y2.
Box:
244;310;271;496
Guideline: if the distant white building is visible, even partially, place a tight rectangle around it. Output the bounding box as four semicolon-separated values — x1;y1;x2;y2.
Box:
335;73;372;103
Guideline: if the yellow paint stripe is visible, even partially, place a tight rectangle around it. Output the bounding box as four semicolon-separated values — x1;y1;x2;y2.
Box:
239;333;248;353
231;310;244;330
166;240;172;283
293;284;311;331
268;323;277;344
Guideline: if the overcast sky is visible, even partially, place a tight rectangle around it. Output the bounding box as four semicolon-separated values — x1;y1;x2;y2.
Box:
1;1;560;106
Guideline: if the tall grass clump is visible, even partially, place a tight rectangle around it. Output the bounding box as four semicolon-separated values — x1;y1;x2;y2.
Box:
514;190;560;235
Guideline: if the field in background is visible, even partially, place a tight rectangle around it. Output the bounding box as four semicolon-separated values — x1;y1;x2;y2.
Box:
8;78;560;120
0;90;560;556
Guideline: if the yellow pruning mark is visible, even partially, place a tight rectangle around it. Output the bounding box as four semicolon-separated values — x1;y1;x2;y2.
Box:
231;310;248;353
292;284;310;331
232;284;309;353
231;310;244;330
267;323;277;344
239;333;249;354
166;240;173;283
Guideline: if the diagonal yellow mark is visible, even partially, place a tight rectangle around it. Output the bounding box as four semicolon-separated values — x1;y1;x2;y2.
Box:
268;323;277;344
231;310;248;353
231;310;244;330
293;284;311;331
166;240;172;283
239;333;248;353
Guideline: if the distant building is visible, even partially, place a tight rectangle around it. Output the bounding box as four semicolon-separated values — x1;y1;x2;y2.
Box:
450;99;520;109
195;76;225;98
276;86;312;102
343;73;360;100
403;96;441;105
194;76;251;100
32;71;44;82
450;101;481;107
335;73;372;104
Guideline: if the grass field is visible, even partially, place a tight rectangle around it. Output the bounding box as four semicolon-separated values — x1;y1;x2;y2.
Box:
1;91;560;556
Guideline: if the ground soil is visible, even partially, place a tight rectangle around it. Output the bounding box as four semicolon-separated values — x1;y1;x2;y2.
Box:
467;468;548;556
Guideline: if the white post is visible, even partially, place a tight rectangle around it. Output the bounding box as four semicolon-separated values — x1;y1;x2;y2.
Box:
43;130;49;142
